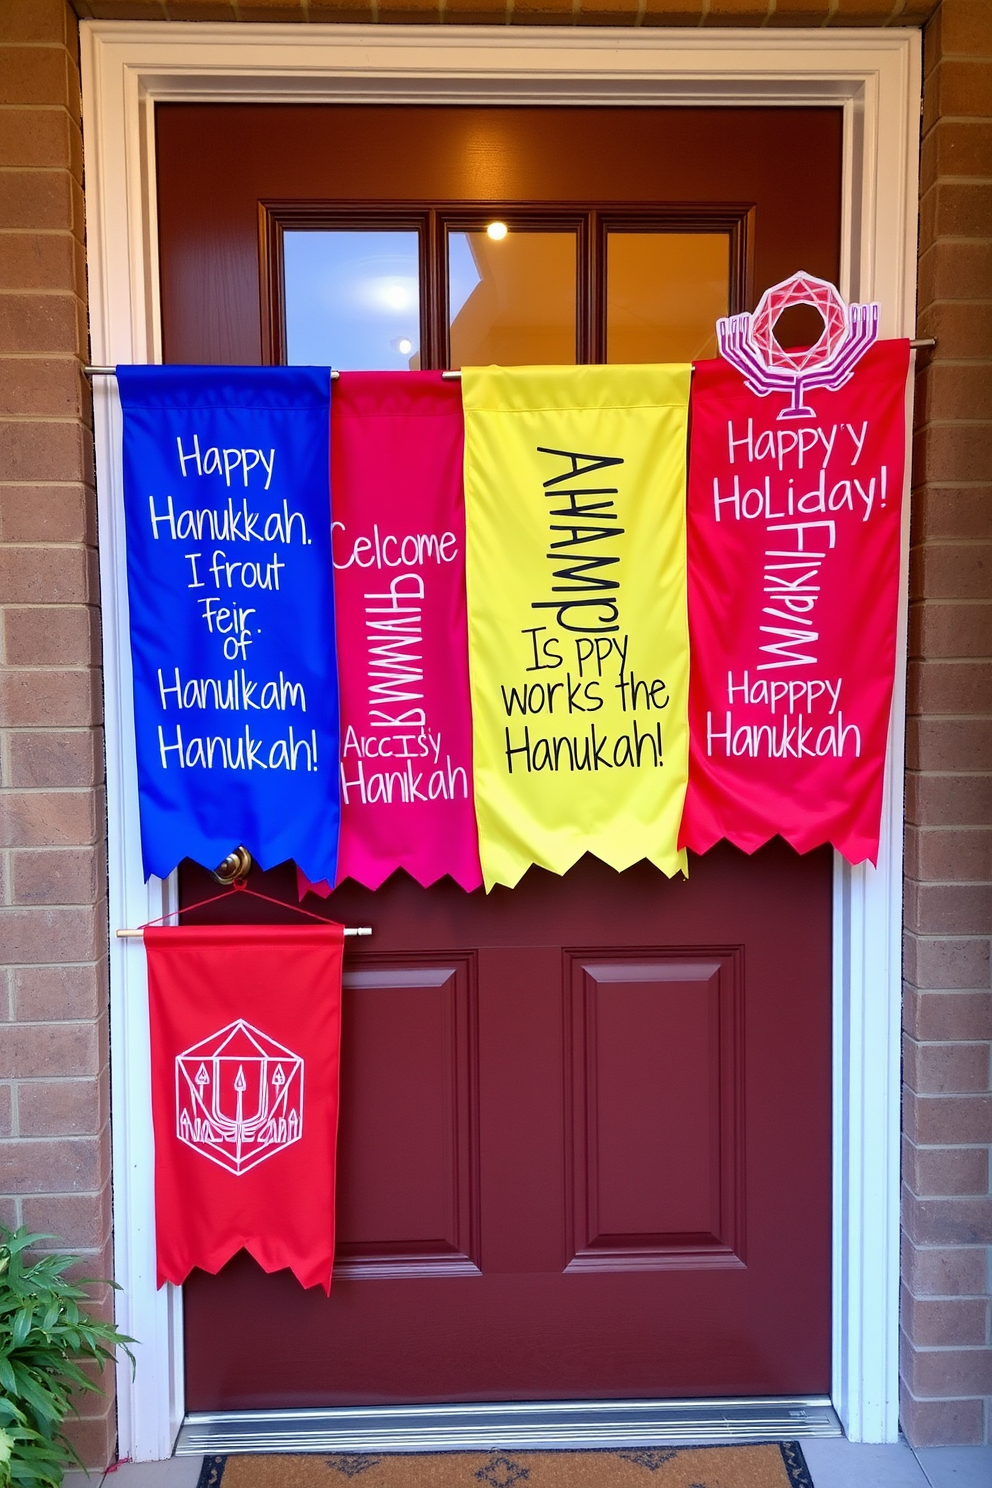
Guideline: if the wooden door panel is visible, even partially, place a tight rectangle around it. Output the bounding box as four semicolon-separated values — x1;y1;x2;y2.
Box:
566;953;743;1269
335;959;480;1278
478;947;566;1276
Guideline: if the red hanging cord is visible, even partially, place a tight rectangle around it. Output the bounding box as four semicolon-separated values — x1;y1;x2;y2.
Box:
136;878;335;931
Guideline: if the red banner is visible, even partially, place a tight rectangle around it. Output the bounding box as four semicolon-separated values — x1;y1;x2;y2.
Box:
302;372;481;897
679;339;910;865
147;923;344;1292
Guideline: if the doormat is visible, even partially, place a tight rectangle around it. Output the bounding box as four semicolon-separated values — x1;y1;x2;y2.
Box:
195;1442;813;1488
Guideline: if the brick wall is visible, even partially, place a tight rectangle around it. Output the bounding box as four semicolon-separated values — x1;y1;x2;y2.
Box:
3;0;989;1463
0;0;115;1470
901;0;992;1449
71;0;936;26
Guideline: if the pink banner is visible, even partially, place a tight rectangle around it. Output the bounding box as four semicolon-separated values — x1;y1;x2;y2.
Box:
679;338;910;865
302;372;481;895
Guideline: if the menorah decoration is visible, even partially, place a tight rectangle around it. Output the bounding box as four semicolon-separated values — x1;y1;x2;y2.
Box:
176;1019;305;1176
717;270;879;421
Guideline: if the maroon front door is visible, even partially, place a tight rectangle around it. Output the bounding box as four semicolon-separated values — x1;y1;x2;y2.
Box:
159;104;839;1409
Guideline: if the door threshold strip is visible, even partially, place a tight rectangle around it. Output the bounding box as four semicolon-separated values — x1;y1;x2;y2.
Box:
174;1397;842;1454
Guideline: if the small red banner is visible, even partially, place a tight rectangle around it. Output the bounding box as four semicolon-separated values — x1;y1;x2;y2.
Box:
679;338;910;865
147;923;344;1292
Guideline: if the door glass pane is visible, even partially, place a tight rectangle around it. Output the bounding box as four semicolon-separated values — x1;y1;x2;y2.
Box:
283;230;420;370
607;232;729;364
448;230;577;369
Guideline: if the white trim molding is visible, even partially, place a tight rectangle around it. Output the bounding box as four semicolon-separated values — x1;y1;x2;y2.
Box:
80;19;921;1457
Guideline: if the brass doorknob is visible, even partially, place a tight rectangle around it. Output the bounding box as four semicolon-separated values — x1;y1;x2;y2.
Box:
213;846;253;885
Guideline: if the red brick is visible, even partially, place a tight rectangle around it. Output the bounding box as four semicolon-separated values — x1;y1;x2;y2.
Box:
905;825;992;882
908;661;992;715
902;0;940;19
12;962;106;1022
908;883;992;936
0;47;72;109
914;423;992;487
909;602;992;660
907;717;992;772
924;58;992;134
904;991;992;1041
0;1195;20;1230
2;1014;105;1074
165;2;240;17
3;604;98;666
20;1185;112;1252
0;483;94;543
932;181;992;241
911;542;992;601
900;1390;986;1448
236;0;309;13
901;1289;989;1346
913;935;991;991
0;1134;104;1192
0;904;105;962
901;1340;992;1397
62;1411;116;1476
906;771;992;827
903;1140;989;1196
513;0;577;15
6;729;103;788
915;362;992;428
411;0;492;12
0;418;93;483
11;845;103;906
0;292;84;355
935;0;992;58
0;169;78;232
911;489;992;545
904;1038;991;1093
0;354;87;416
0;1083;12;1137
0;544;96;603
921;118;992;192
0;788;102;848
0;0;72;44
916;717;992;773
906;1091;992;1144
917;240;992;310
918;302;992;361
16;1077;105;1137
832;0;921;15
0;667;100;727
0;232;80;293
0;109;77;171
768;0;836;21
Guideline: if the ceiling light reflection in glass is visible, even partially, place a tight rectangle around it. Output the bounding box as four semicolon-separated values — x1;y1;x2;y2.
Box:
448;230;576;369
284;230;421;370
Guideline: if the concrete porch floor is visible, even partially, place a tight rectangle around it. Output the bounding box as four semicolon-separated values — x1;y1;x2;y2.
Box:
65;1439;992;1488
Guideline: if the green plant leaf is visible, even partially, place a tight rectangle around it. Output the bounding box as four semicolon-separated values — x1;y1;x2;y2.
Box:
11;1308;35;1350
0;1223;136;1488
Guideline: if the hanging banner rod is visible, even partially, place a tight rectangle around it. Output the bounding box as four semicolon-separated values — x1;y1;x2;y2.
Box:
117;924;372;939
81;343;937;378
84;366;342;378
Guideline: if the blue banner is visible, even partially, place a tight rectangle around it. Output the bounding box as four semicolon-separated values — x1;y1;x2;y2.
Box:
118;366;339;882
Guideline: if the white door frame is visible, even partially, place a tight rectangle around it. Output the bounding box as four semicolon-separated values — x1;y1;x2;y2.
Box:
80;19;920;1457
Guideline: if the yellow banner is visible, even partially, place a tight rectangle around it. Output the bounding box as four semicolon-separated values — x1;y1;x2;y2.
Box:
463;365;692;890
